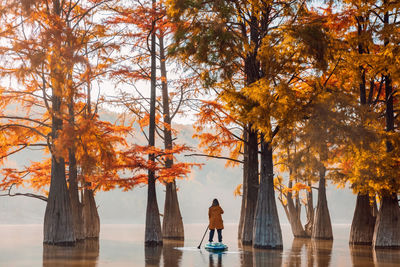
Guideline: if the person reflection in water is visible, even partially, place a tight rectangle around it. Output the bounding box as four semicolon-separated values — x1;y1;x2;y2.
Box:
208;198;224;244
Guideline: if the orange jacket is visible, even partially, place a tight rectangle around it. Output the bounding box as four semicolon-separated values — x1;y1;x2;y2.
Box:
208;205;224;230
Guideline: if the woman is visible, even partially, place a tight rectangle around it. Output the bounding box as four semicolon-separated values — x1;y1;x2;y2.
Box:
208;198;224;244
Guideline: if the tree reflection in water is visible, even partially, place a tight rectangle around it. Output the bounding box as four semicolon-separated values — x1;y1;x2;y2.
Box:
285;238;307;267
349;245;374;267
209;252;222;267
373;248;400;266
43;239;99;267
311;239;333;267
163;240;184;266
238;242;282;267
144;245;162;267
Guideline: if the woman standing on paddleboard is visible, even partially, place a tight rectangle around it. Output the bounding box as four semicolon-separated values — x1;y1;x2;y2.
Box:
208;198;224;244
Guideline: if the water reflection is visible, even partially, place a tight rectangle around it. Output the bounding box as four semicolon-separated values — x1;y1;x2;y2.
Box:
373;248;400;266
239;243;253;266
253;248;283;267
209;252;222;267
43;239;99;267
285;238;307;267
238;243;283;267
163;240;183;266
311;239;333;267
144;245;162;267
349;245;374;267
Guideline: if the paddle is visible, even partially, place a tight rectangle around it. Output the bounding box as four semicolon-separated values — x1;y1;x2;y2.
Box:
197;226;209;249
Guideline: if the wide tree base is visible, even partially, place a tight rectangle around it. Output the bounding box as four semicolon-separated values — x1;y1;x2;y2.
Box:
163;237;184;241
242;240;252;246
43;241;76;247
349;194;375;246
145;241;163;247
253;244;283;249
373;195;400;249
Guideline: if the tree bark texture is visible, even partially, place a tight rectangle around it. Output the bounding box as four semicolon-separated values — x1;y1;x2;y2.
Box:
252;139;282;249
145;0;163;246
304;181;314;237
68;148;85;240
372;194;400;248
68;97;85;240
162;181;184;240
349;193;376;245
287;180;307;238
312;166;333;240
238;128;248;240
44;155;76;245
159;34;184;240
241;128;259;245
83;189;100;239
43;53;75;244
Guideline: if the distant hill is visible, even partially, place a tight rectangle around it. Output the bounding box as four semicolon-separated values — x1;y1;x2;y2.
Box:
0;109;356;225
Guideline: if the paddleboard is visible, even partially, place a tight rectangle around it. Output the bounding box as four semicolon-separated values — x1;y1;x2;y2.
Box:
205;242;228;251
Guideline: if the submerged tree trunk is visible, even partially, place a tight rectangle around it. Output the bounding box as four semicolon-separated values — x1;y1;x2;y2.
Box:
373;11;400;248
241;128;259;245
312;166;333;240
287;180;307;238
44;155;76;245
372;194;400;248
159;34;184;240
238;128;248;240
304;181;314;237
68;149;85;240
162;181;184;240
82;188;100;238
349;193;376;245
144;0;162;246
252;139;282;249
43;48;75;244
68;96;85;241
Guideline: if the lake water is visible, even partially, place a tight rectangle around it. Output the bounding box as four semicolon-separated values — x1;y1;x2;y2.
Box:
1;224;400;266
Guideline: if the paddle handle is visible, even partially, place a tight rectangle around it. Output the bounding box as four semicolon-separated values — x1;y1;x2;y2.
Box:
197;226;209;249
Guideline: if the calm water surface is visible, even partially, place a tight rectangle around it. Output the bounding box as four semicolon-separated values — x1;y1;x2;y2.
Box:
1;224;400;266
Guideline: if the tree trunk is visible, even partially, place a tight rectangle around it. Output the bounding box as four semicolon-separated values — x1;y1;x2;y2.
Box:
83;188;100;239
68;148;85;241
372;10;400;246
68;97;85;241
372;194;400;248
145;0;163;247
238;127;248;240
304;182;314;237
159;34;184;240
252;139;282;249
44;156;76;245
287;180;307;238
349;193;376;245
43;56;75;245
241;127;259;245
312;166;333;240
162;181;184;240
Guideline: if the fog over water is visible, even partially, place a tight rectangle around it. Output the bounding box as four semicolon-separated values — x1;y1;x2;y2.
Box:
0;122;356;226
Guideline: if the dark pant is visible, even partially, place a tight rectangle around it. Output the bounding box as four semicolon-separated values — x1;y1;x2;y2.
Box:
209;229;222;242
